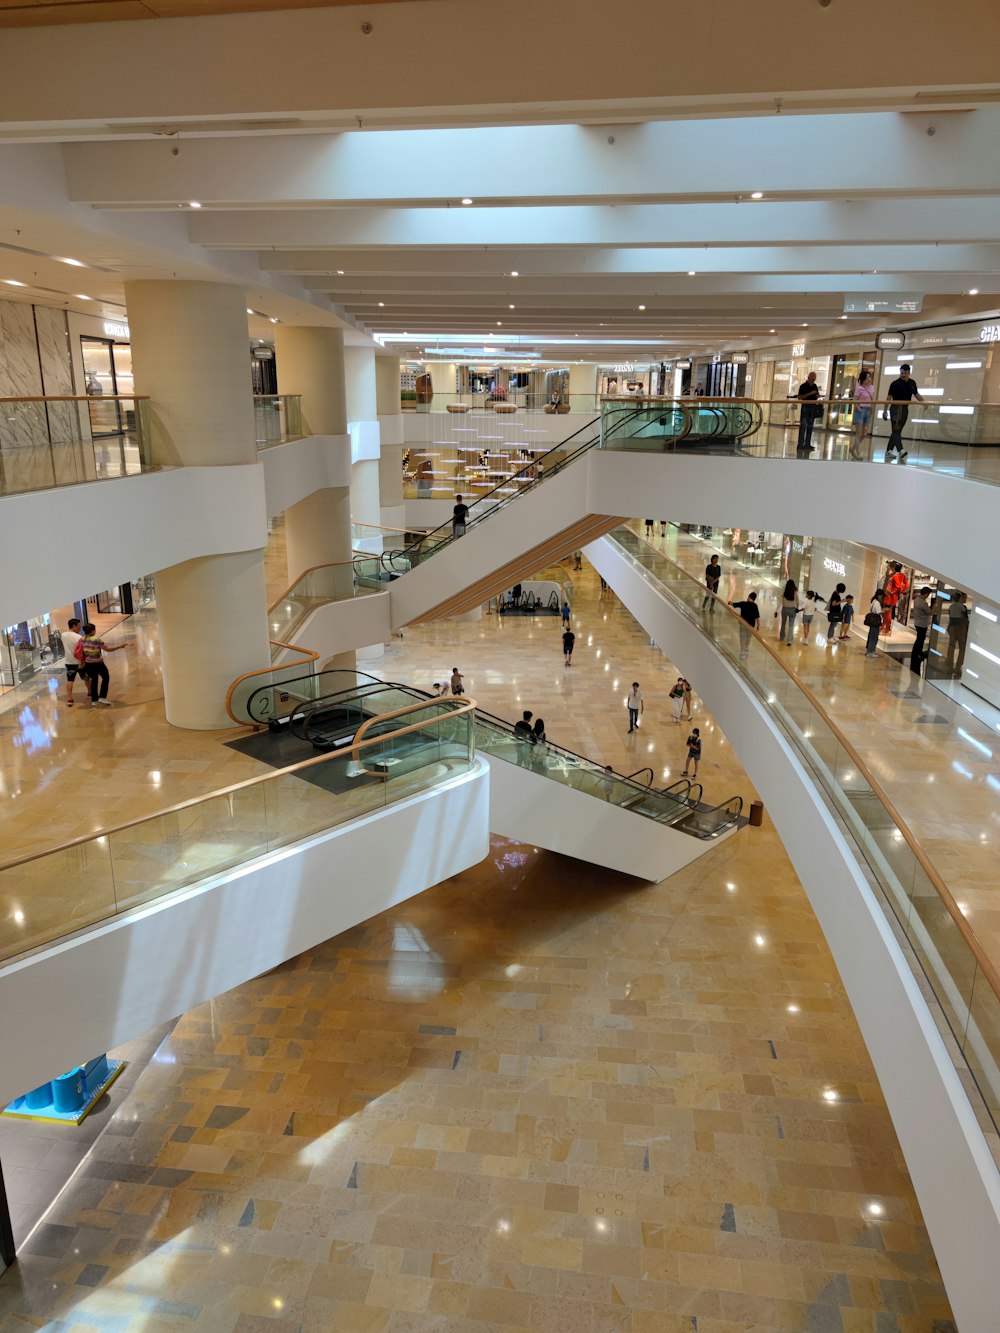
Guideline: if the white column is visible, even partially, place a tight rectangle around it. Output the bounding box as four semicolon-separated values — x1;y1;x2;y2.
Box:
125;279;269;730
569;362;598;409
376;353;405;530
273;325;352;582
344;346;382;531
428;361;456;396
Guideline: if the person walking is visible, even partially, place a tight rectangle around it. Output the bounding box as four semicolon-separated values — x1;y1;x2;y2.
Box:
561;600;571;627
839;595;856;641
682;727;702;779
669;678;685;723
62;616;88;707
909;587;933;675
945;591;970;675
801;590;825;644
777;579;800;644
644;518;654;539
513;710;535;766
450;667;465;695
626;681;644;733
511;582;522;609
562;626;575;666
864;591;884;657
77;623;132;706
795;371;823;452
850;370;875;459
702;554;722;611
659;520;668;538
452;494;469;537
882;363;923;463
730;592;760;659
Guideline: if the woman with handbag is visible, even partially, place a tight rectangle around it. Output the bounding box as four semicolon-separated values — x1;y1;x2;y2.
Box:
864;593;884;657
851;370;875;460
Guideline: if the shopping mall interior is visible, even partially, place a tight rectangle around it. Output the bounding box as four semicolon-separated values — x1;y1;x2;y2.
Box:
0;1;999;1329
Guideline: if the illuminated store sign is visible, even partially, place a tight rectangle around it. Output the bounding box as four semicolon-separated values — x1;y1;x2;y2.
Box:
981;325;1000;343
103;320;129;339
823;557;847;578
791;342;806;357
876;331;906;350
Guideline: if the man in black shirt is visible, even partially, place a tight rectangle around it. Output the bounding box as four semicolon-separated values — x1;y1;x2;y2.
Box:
513;710;536;766
702;554;721;612
452;494;469;537
795;372;823;452
730;591;760;659
883;364;923;463
562;627;575;666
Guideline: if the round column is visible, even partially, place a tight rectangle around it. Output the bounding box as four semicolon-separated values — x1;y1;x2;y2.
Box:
376;354;404;529
125;279;270;730
273;325;352;582
344;348;381;530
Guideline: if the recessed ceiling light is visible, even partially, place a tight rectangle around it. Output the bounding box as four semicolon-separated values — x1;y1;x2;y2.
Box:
750;191;764;200
509;304;515;309
638;304;646;311
188;201;202;209
3;279;26;287
246;308;254;314
497;321;502;326
74;294;93;301
769;329;776;333
969;287;979;295
687;270;696;276
510;271;519;277
839;315;848;320
378;301;385;307
336;269;344;275
57;257;85;267
801;323;809;327
270;317;279;324
461;197;473;206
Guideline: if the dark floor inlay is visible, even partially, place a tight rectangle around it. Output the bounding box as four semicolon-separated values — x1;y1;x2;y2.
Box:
452;1050;462;1069
282;1112;295;1136
76;1263;109;1287
171;1125;196;1143
346;1162;358;1189
205;1104;250;1130
418;1024;457;1036
238;1198;256;1227
23;1223;77;1258
767;1039;777;1059
720;1203;736;1232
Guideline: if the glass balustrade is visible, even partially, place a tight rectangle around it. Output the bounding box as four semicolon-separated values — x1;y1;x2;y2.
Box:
253;395;303;447
0;696;475;964
606;524;1000;1124
0;396;152;496
404;391;600;416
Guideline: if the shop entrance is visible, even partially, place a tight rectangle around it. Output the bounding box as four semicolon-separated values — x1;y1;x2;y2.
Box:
828;351;878;433
81;337;134;438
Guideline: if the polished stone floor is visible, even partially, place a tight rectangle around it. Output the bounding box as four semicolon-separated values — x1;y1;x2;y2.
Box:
0;820;954;1331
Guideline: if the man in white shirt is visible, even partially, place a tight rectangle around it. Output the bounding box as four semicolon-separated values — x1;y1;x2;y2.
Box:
626;682;644;733
62;617;86;707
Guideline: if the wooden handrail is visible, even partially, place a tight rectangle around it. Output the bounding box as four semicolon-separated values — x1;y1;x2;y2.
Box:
350;695;476;770
0;696;476;875
0;394;149;403
625;525;1000;1006
223;640;320;722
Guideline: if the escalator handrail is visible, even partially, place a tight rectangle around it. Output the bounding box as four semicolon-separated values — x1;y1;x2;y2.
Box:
608;525;1000;1007
389;405;652;562
626;767;654;787
683;793;744;834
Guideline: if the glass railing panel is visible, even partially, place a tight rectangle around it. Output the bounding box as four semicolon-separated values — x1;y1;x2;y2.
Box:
0;701;475;963
965;968;1000;1122
107;785;270;912
0;396;153;497
254;395;303;447
605;526;1000;1124
409;392;600;416
0;839;117;962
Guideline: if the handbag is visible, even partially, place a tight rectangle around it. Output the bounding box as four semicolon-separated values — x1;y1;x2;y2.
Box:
863;611;880;628
73;638;86;662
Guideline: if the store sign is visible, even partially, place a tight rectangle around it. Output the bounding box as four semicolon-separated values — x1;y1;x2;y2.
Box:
676;359;692;370
730;352;750;365
823;557;847;578
876;331;906;350
980;324;1000;344
103;320;129;339
843;293;923;315
791;342;806;357
612;362;635;372
252;346;274;360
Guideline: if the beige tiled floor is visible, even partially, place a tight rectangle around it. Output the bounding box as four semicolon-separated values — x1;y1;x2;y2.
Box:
0;820;954;1330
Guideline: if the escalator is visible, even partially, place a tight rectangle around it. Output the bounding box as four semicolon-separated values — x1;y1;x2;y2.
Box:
231;669;745;874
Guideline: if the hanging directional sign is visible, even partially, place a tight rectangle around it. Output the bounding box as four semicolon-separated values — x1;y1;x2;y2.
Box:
843;293;923;314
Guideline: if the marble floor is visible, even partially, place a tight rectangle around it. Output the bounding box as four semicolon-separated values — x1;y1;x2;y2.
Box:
0;820;955;1332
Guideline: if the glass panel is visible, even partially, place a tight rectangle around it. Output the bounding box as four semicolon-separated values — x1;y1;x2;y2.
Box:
0;701;473;962
602;524;1000;1127
254;396;304;447
0;838;117;962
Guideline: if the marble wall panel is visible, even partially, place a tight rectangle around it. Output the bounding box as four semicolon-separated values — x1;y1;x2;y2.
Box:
0;301;44;455
34;305;77;448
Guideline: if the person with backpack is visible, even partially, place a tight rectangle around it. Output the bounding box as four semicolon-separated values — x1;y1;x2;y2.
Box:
62;616;88;707
452;494;469;537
